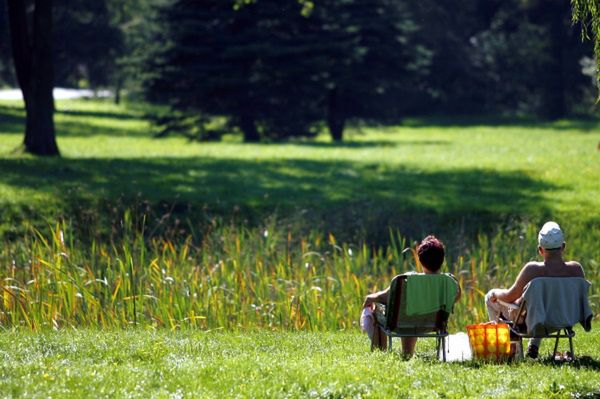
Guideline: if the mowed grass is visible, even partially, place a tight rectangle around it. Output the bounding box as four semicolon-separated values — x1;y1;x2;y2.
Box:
0;99;599;241
1;329;600;398
1;99;600;397
0;100;599;331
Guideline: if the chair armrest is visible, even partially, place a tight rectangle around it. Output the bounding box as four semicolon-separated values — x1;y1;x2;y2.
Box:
497;299;520;310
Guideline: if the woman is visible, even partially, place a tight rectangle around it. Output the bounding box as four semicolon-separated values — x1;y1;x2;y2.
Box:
361;235;459;354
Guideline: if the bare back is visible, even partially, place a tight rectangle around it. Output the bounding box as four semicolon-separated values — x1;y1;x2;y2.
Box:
524;260;585;280
502;259;585;303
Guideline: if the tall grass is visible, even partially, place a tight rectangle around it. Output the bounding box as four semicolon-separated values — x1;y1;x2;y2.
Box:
2;217;597;331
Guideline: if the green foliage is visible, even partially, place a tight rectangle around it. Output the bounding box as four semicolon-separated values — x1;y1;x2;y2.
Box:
416;0;593;117
144;0;428;141
1;99;600;240
572;0;600;93
1;99;600;397
0;1;14;87
53;0;123;88
0;218;598;331
0;99;599;332
1;329;600;397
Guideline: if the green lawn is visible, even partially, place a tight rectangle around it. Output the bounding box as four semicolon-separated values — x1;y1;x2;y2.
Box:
1;100;600;243
1;328;600;398
1;100;600;397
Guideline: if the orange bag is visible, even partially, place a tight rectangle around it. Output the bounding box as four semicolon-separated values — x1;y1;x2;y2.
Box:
467;322;511;361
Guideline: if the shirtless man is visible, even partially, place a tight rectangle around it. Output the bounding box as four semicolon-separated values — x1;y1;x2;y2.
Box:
485;221;585;358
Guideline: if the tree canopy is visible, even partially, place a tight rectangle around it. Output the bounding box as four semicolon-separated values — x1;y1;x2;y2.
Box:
572;0;600;90
142;0;594;141
1;0;597;145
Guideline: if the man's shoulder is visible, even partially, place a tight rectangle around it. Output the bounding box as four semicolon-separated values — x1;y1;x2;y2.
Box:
522;262;545;278
523;261;544;270
565;260;585;276
524;261;544;266
565;260;583;268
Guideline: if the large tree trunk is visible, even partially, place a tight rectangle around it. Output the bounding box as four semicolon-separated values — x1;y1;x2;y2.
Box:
7;0;59;156
240;114;260;142
531;0;568;120
327;87;345;142
543;3;567;120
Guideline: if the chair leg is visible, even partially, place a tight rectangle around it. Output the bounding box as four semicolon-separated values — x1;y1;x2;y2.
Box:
441;336;446;362
515;339;524;361
553;335;560;357
568;331;574;359
388;335;393;352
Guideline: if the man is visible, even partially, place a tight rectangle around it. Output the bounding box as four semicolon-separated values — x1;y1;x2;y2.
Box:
485;221;585;358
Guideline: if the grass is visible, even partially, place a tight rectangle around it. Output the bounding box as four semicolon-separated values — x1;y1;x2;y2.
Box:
1;219;597;332
1;98;600;396
1;329;600;398
1;99;599;242
0;99;598;330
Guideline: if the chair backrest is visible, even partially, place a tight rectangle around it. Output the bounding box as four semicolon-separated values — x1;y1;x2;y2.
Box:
385;273;458;334
520;277;592;336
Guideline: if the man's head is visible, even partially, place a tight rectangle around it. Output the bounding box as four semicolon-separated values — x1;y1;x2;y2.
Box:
538;221;565;253
417;235;445;273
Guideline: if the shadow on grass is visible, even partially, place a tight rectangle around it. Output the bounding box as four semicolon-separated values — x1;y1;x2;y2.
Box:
266;140;450;148
400;115;600;132
538;355;600;371
0;104;151;138
56;108;142;121
55;120;151;138
0;105;24;135
0;155;560;241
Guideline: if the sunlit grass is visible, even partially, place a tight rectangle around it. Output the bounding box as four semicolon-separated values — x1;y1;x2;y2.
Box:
1;329;600;398
0;99;599;221
0;99;599;331
1;99;600;397
1;220;598;331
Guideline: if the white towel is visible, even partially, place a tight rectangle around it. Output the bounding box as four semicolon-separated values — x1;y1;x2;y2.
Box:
522;277;592;336
360;307;376;340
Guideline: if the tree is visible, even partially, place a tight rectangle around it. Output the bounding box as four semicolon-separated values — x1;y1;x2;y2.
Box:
145;0;326;142
0;2;15;86
53;0;123;92
6;0;59;156
524;0;585;119
309;0;428;141
144;0;427;142
572;0;600;89
418;0;592;118
105;0;164;104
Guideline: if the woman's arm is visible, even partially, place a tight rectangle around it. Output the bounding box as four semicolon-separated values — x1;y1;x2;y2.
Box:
448;273;461;302
363;287;389;308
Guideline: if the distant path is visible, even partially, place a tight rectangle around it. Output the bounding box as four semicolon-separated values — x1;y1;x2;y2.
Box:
0;88;112;101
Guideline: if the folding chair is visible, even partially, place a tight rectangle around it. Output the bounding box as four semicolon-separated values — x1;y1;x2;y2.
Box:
499;277;593;360
379;273;458;361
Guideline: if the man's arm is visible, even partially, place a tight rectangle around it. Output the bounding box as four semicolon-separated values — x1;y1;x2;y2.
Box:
567;261;585;278
490;263;537;304
363;287;389;308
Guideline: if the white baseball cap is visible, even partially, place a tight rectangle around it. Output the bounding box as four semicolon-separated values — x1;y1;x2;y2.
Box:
538;221;564;249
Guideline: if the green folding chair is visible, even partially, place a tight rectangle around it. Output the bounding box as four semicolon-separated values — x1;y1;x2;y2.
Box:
379;273;458;361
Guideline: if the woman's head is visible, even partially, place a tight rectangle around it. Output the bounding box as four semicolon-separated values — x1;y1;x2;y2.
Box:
417;235;445;273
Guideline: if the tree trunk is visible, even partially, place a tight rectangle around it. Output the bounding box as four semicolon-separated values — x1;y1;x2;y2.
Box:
240;114;260;142
327;87;345;142
7;0;59;156
114;76;123;105
540;2;568;120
